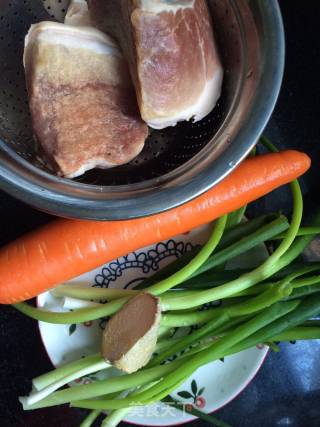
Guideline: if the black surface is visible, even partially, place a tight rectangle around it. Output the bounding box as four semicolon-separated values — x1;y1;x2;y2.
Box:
0;1;320;426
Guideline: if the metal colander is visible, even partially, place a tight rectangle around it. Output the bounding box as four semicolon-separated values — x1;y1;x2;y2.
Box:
0;0;284;220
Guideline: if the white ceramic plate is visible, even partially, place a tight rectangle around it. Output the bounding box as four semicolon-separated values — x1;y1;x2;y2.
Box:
38;224;269;426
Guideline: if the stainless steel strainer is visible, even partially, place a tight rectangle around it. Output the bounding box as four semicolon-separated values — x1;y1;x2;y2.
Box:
0;0;284;220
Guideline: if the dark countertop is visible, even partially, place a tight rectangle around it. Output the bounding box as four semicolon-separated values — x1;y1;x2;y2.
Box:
0;1;320;426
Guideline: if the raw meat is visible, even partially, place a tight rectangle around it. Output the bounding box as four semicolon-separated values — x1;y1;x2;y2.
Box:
88;0;223;129
23;2;147;178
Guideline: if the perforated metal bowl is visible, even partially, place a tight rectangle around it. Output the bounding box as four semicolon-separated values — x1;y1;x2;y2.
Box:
0;0;284;220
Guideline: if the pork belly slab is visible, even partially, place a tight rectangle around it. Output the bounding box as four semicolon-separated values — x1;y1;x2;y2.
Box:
24;18;147;177
88;0;223;129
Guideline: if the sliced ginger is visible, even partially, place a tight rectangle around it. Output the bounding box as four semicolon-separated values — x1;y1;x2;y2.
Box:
101;293;161;373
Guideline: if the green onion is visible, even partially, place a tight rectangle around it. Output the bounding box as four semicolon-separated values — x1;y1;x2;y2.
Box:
146;215;228;296
20;357;109;408
162;282;291;327
101;408;129;427
178;261;320;290
22;358;186;410
134;248;201;290
150;314;228;366
100;384;154;427
163;396;232;427
292;274;320;288
270;326;320;342
285;285;320;300
231;293;320;353
163;176;304;311
272;227;320;240
187;215;289;280
161;309;220;327
80;410;101;427
136;214;277;290
72;302;298;410
303;320;320;327
129;302;299;406
155;335;213;354
218;214;280;250
226;205;247;229
33;353;103;391
222;281;292;316
52;286;138;301
13;297;128;325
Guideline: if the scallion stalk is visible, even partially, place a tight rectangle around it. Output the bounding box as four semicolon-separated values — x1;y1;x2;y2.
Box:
33;353;103;391
80;410;101;427
269;326;320;342
71;302;298;410
163;396;232;427
22;358;186;410
146;215;228;296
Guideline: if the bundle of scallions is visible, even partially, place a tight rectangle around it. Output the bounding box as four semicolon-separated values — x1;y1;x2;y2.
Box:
14;139;320;427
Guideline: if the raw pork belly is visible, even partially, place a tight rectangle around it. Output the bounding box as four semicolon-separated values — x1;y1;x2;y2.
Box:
88;0;223;129
24;1;147;178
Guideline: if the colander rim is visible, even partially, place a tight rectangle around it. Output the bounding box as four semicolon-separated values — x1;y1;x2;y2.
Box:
0;0;285;220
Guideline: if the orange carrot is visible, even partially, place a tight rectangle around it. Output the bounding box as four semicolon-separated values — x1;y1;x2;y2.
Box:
0;150;310;304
